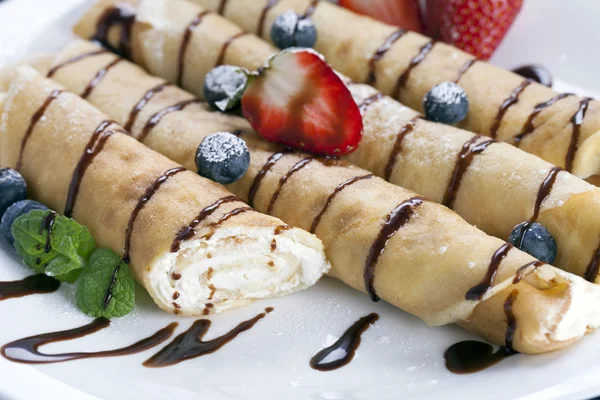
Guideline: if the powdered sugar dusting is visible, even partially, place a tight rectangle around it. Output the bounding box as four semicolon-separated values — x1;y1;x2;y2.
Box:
429;82;466;106
199;132;248;164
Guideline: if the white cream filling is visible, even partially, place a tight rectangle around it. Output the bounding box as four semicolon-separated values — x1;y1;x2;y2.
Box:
148;226;330;315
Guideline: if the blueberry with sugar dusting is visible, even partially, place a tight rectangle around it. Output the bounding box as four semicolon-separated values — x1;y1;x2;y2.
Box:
196;132;250;185
423;82;469;125
0;168;27;218
508;222;557;264
1;200;48;246
271;11;317;49
203;65;249;112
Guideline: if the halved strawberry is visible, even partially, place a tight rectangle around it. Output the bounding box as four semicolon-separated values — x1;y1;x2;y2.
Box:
430;0;523;60
242;49;363;156
338;0;424;33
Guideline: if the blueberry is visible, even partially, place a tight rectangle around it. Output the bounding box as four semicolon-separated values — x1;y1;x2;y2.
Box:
271;11;317;50
423;82;469;125
1;200;48;246
508;222;557;264
196;132;250;185
203;65;248;112
0;168;27;218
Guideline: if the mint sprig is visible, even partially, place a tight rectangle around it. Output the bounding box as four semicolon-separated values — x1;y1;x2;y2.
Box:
12;210;95;283
76;249;135;319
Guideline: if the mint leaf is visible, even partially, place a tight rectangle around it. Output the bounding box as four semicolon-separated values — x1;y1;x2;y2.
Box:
76;249;135;319
12;210;95;282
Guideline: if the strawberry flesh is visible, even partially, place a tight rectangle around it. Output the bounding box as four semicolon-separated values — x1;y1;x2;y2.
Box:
242;50;363;156
339;0;424;33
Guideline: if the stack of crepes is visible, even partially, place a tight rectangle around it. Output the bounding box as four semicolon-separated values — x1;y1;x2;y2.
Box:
192;0;600;182
72;0;600;285
0;65;331;316
23;37;600;354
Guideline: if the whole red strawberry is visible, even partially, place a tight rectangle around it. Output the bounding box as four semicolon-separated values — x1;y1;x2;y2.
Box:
339;0;424;33
242;49;363;156
429;0;524;60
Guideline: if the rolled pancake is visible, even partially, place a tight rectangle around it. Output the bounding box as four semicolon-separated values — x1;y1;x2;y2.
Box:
71;0;600;283
0;66;330;316
190;0;600;181
32;43;600;354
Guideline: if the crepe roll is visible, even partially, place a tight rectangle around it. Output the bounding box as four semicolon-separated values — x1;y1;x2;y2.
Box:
71;0;600;283
190;0;600;181
0;66;330;316
34;43;600;354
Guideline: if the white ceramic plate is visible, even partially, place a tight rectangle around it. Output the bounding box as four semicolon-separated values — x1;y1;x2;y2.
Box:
1;1;600;399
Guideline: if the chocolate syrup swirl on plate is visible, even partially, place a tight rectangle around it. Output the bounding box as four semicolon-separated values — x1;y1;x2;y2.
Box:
103;167;186;308
17;90;64;171
489;79;532;139
93;4;136;59
364;197;424;302
0;275;60;301
445;290;519;374
310;313;379;371
178;11;212;87
64;120;119;218
171;196;240;252
366;29;407;86
393;40;435;98
465;243;513;300
513;93;574;146
47;49;109;78
143;308;272;367
266;157;314;214
443;136;496;209
125;82;172;132
310;174;374;233
1;318;176;364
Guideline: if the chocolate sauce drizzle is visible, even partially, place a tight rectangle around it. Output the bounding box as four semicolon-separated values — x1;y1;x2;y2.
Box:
204;207;253;239
303;0;320;18
453;59;477;84
310;313;379;371
0;275;60;301
138;99;202;142
47;49;109;78
393;40;435;98
489;79;532;139
102;167;187;308
442;136;496;209
216;32;250;67
93;4;137;59
178;11;212;87
143;308;272;367
513;261;543;284
218;0;229;14
465;243;513;301
310;174;374;233
512;65;553;87
384;117;420;181
565;97;592;172
64;120;118;218
41;211;57;254
266;157;314;214
585;241;600;282
366;29;407;86
257;0;281;38
364;197;424;302
248;152;288;208
444;290;519;374
358;93;384;112
171;196;240;252
16;89;64;171
1;318;177;364
513;93;574;146
124;82;172;132
81;57;122;99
